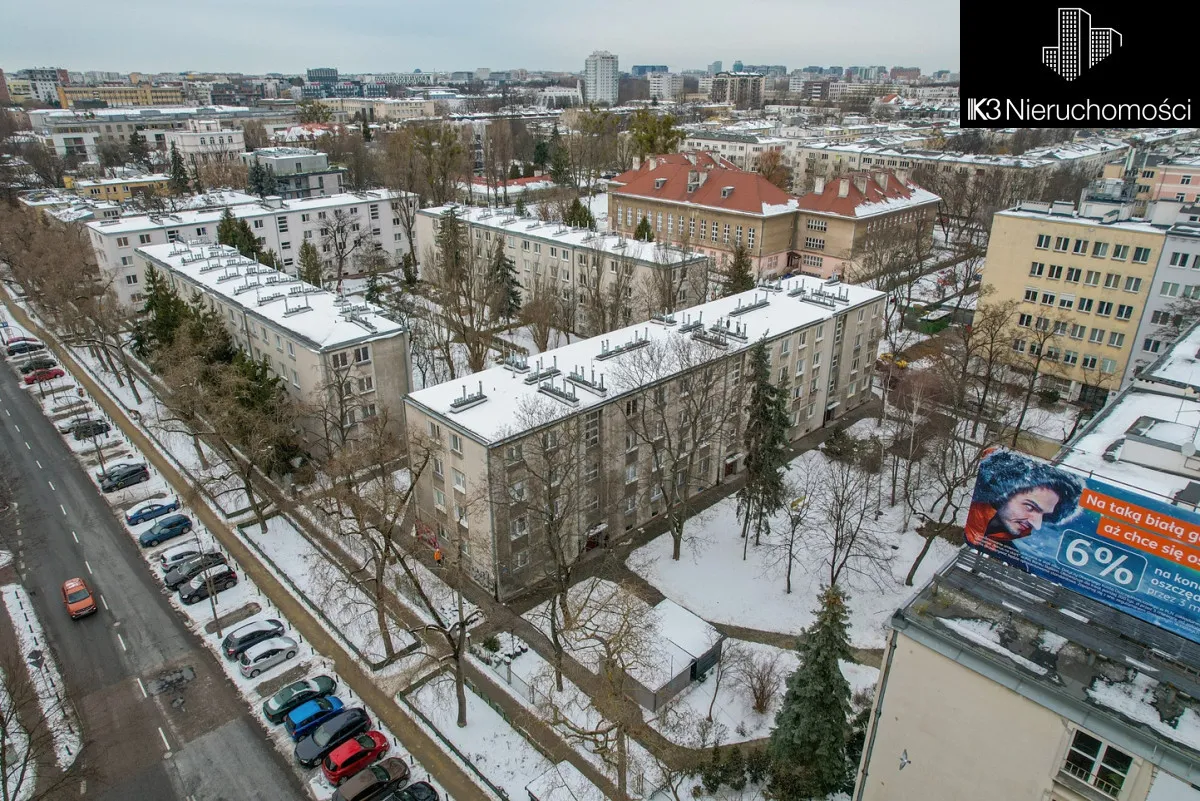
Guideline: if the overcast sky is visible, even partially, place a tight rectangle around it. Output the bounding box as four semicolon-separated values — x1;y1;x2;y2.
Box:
1;0;959;76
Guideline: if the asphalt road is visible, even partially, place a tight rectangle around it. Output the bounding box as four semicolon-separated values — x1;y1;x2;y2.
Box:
0;359;305;800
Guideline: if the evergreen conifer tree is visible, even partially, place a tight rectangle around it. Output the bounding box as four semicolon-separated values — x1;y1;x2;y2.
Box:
564;197;596;229
127;129;151;170
131;266;187;359
168;144;190;195
634;216;654;242
724;244;755;296
514;196;528;216
217;207;240;248
400;251;418;285
298;241;324;286
487;234;522;322
532;140;550;171
508;163;522;180
548;125;572;187
190;162;205;194
259;165;278;197
522;163;535;178
768;585;854;800
737;341;791;551
361;119;372;142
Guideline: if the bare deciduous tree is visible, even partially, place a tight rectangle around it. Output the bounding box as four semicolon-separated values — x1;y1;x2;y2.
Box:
810;455;891;588
733;648;784;715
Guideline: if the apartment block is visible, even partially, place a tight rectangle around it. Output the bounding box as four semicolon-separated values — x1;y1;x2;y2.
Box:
414;204;710;335
607;153;799;276
85;190;417;307
709;72;766;108
63;172;170;203
983;201;1166;406
136;242;410;441
679;132;786;172
404;278;884;599
1126;203;1200;381
647;73;684;101
314;97;437;122
240;148;346;199
57;84;185;109
164;118;245;164
584;51;619;106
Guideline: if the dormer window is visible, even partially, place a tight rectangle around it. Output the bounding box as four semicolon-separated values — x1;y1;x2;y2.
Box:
655;178;666;189
721;186;734;198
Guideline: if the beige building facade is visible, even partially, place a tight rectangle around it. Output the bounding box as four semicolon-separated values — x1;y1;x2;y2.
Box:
983;202;1167;405
404;279;884;599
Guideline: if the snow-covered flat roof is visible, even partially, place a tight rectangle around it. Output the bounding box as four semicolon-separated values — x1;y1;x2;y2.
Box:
86;189;409;236
407;276;883;445
994;208;1166;235
137;242;404;352
418;204;706;265
654;599;720;659
71;173;169;187
41;105;252;119
1141;322;1200;390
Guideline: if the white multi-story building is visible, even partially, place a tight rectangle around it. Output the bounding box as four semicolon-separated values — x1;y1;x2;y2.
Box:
240;148;346;199
647;73;684;101
164;119;245;165
85;190;417;307
137;242;411;440
584;51;619;106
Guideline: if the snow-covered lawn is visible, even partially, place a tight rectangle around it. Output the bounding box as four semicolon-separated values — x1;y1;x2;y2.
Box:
0;663;34;801
495;324;582;356
628;445;961;649
0;584;82;770
408;673;557;800
241;515;417;673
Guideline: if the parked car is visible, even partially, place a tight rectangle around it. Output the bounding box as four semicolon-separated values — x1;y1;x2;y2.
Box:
239;636;299;679
293;708;372;768
262;675;338;725
24;367;64;385
72;420;111;440
158;541;203;573
21;358;57;374
6;336;40;346
96;462;137;481
56;415;98;434
387;781;439;801
138;514;192;547
177;565;237;605
163;552;227;591
222;618;286;660
283;695;344;740
100;463;149;492
6;341;45;357
331;756;410;801
323;731;391;786
126;498;181;526
61;577;97;619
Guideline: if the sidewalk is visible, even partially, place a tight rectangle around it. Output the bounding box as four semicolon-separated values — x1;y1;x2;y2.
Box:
1;298;493;801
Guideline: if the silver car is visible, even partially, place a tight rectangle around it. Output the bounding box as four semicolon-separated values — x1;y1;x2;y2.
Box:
238;636;299;678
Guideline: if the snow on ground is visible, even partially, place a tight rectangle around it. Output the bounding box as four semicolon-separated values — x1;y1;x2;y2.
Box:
409;672;557;800
241;515;416;672
586;193;609;229
1088;673;1200;752
0;664;34;801
628;448;960;649
0;584;82;769
0;550;11;571
495;324;582;356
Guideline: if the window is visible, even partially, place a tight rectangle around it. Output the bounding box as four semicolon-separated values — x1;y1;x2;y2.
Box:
331;351;349;368
432;457;443;478
510;517;528;539
1107;332;1125;348
276;216;288;232
1112;244;1129;260
1143;338;1163;354
124;273;138;284
1018;313;1033;327
1116;304;1133;320
1024;288;1039;302
434;489;446;510
1100;357;1117;374
1151;310;1174;325
116;236;129;248
1103;273;1121;289
1063;350;1079;365
805;237;826;250
625;432;638;452
429;421;441;439
1084;270;1101;286
808;219;828;232
281;240;291;251
1035;234;1051;249
509;480;525;501
452;469;466;493
1169;251;1190;267
1012;338;1027;353
1058;296;1074;310
1089;328;1105;343
1161;281;1181;297
1072;239;1088;255
1096;301;1112;316
1040;292;1056;306
1029;261;1045;277
253;219;264;230
625;398;639;415
450;433;463;454
1132;246;1151;264
287;342;295;359
1121;276;1142;293
723;223;730;243
1184;175;1194;185
506;444;522;463
1047;264;1063;280
1053;236;1069;252
747;227;756;248
624;495;637;515
625;463;638;484
710;222;718;242
1069;324;1085;339
1078;297;1094;312
354;345;370;363
138;233;152;245
1092;241;1109;258
1035;316;1050;332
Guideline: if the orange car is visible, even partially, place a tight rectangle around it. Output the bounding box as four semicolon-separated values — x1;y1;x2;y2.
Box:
62;578;97;619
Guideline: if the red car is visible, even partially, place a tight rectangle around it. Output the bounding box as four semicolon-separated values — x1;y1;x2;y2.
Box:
24;368;65;385
322;731;390;785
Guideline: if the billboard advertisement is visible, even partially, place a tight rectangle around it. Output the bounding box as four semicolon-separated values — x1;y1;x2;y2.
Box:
965;449;1200;644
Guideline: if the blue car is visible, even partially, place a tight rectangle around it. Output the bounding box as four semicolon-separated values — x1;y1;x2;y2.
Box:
138;514;193;547
126;499;181;526
284;696;344;742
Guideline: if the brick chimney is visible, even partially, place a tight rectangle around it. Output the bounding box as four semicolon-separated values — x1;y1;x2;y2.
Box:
648;157;658;171
814;176;826;195
838;178;850;198
874;171;888;191
852;174;868;195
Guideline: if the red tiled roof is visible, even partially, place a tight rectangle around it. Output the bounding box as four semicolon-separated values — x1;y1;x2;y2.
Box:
468;174;553;188
795;170;939;218
609;152;738;186
610;155;795;216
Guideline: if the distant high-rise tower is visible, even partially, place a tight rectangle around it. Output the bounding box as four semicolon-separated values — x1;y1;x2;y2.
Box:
708;61;722;75
584;51;619;105
732;60;744;73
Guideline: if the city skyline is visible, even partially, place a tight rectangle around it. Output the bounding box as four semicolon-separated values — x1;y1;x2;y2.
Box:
0;0;959;76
